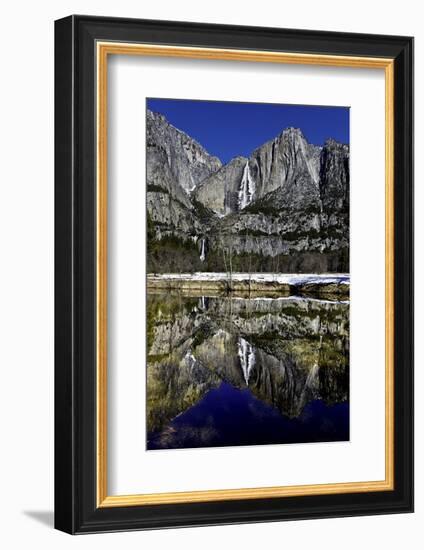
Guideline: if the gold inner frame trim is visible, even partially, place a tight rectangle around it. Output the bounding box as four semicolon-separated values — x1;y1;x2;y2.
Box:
96;41;395;508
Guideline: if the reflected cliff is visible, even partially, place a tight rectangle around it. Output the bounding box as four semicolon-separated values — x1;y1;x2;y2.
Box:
146;291;349;450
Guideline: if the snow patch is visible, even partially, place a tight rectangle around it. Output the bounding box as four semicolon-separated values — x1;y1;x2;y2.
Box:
148;272;349;286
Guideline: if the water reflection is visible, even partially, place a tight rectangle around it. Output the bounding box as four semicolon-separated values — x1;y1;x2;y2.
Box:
146;291;349;450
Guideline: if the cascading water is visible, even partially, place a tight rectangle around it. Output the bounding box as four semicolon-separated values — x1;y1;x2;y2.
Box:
305;335;322;389
200;238;206;262
238;337;256;385
183;350;197;369
238;161;256;210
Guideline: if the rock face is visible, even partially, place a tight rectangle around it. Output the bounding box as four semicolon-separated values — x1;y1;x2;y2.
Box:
146;109;349;273
247;127;321;209
146;110;221;243
193;156;247;216
147;110;222;194
319;139;350;211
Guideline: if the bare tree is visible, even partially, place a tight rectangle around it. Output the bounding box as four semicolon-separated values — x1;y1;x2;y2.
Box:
218;228;230;292
228;241;233;291
246;229;253;294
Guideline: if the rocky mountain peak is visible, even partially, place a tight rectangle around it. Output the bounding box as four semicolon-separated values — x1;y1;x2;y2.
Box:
323;137;349;153
146;109;222;194
241;124;321;209
280;126;305;140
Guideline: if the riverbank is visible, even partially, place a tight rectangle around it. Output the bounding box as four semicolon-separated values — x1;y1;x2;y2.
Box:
147;273;349;298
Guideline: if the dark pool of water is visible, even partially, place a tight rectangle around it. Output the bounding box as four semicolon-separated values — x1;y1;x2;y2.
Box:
147;382;349;450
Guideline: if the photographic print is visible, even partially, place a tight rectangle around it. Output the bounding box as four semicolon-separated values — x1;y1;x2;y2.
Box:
146;98;350;451
55;18;413;532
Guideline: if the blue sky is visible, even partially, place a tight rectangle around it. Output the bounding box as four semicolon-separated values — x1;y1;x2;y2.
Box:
147;98;349;164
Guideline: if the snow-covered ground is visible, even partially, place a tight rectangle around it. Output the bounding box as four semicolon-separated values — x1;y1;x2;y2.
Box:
230;295;350;305
147;272;349;286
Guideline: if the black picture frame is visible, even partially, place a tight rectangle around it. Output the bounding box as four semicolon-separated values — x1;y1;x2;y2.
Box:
55;15;414;534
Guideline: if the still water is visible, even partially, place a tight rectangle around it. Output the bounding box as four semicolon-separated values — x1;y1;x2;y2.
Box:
146;291;349;450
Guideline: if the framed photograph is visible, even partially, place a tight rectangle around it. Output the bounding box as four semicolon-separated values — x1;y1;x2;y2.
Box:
54;15;413;534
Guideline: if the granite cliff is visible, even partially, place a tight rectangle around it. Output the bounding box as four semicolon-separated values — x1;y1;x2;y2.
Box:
146;109;349;273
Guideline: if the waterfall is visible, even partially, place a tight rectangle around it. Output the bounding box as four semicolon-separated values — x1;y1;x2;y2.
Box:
238;161;256;210
200;238;206;262
184;350;197;369
306;362;319;389
306;335;322;389
238;337;256;385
